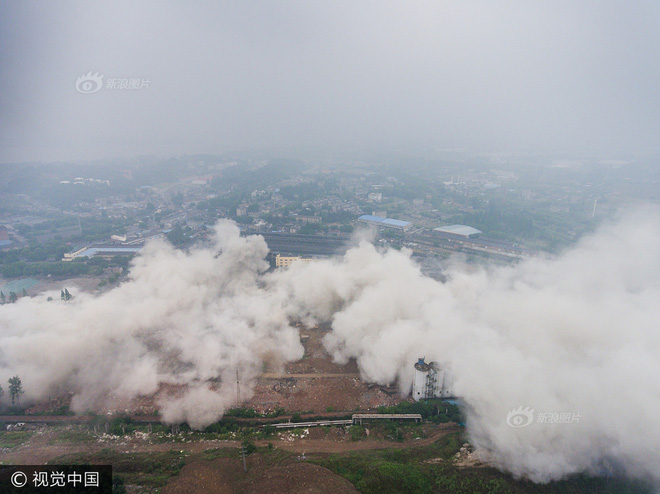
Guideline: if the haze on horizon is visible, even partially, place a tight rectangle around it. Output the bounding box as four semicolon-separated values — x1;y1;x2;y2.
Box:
1;0;659;163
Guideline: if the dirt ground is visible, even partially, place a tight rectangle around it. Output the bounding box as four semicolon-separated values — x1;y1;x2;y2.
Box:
1;312;433;493
0;424;460;493
240;326;400;414
0;422;459;465
23;323;404;418
162;457;359;494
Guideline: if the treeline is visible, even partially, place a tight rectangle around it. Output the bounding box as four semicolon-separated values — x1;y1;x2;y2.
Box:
0;239;70;264
15;217;130;242
210;159;305;192
1;253;131;279
14;217;78;236
1;261;90;278
166;224;194;246
378;399;462;424
280;182;324;201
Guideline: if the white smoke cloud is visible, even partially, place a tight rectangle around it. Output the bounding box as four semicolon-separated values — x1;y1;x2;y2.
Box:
1;209;659;484
272;207;660;483
0;220;304;429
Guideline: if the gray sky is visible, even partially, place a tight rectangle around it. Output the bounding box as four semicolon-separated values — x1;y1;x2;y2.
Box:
1;0;659;163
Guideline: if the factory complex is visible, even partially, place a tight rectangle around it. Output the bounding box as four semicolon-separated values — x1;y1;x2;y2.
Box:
358;214;412;231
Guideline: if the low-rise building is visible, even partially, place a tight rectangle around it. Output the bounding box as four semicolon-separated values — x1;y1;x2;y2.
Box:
275;254;316;268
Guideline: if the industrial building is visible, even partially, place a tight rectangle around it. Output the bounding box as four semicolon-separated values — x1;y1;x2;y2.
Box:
358;215;412;231
63;245;143;261
412;357;453;401
432;225;533;259
432;224;482;240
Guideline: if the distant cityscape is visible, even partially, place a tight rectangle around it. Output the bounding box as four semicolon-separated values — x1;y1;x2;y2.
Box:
1;151;658;286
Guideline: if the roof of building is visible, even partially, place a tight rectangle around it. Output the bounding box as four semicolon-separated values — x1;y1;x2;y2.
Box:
381;218;411;227
77;246;143;257
433;225;482;236
358;215;411;227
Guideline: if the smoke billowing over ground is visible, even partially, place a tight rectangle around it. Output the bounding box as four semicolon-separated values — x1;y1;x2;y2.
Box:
1;210;660;484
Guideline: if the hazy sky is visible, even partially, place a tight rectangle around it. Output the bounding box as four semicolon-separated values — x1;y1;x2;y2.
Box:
1;1;659;163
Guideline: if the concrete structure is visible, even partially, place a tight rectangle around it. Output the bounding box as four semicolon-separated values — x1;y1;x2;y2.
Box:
275;254;316;268
432;226;533;259
62;246;90;261
358;215;412;232
295;215;322;224
412;358;453;401
352;414;422;425
269;414;422;429
63;245;143;261
271;419;352;429
433;225;482;240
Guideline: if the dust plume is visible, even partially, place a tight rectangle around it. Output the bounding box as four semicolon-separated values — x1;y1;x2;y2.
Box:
1;209;659;484
0;221;303;429
273;207;660;483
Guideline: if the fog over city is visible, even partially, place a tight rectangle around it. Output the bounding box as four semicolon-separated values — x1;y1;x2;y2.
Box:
1;1;659;163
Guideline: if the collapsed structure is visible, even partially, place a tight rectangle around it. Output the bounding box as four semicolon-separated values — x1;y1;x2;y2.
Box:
412;357;453;401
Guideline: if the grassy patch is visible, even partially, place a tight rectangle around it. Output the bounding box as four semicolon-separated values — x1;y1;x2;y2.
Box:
349;425;367;441
52;449;188;488
0;431;33;449
311;432;652;494
48;427;94;444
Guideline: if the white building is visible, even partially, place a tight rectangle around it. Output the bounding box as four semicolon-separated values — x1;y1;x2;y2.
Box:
275;254;316;268
358;215;412;232
412;357;453;401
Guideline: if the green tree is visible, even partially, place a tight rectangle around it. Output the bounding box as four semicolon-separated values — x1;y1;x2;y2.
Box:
166;224;186;245
0;291;4;303
9;291;17;303
172;192;184;207
64;288;72;301
8;376;24;406
242;437;257;455
0;384;4;404
22;288;27;297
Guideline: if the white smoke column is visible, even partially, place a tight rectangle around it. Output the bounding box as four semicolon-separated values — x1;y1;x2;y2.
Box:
272;207;660;484
0;220;303;429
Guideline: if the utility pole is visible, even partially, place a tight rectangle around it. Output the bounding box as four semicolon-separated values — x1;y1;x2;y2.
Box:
241;446;247;472
236;369;241;404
